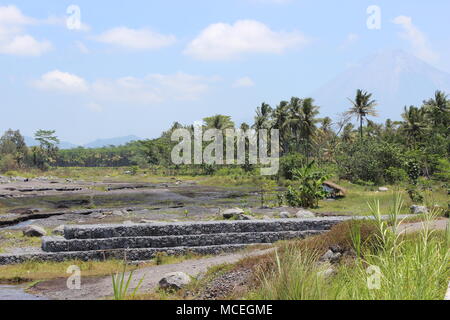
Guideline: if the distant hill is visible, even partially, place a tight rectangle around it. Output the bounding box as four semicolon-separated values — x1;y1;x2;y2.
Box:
24;135;141;150
312;50;450;121
24;136;79;150
83;135;141;148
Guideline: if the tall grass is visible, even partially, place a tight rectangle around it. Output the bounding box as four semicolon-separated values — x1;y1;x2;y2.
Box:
111;264;145;300
252;193;450;300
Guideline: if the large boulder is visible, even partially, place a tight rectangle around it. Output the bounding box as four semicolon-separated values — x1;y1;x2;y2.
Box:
296;210;316;219
23;225;47;237
378;187;389;192
52;225;65;236
222;208;245;220
279;212;290;219
410;205;428;215
159;272;191;291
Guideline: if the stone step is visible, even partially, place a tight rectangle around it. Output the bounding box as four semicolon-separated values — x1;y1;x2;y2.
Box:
0;243;263;265
42;230;323;252
64;217;348;239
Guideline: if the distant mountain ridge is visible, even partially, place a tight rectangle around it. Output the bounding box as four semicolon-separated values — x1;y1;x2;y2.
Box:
24;135;141;150
312;50;450;121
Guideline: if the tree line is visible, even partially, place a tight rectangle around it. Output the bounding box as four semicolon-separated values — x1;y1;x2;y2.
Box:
0;89;448;187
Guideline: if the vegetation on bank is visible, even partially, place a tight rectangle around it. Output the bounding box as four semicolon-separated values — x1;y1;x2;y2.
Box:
249;199;449;300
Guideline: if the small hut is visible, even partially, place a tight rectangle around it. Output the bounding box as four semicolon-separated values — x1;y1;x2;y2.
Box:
322;181;347;198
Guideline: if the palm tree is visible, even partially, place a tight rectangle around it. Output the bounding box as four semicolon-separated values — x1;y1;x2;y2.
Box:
423;90;449;130
203;115;235;130
272;101;290;154
287;97;320;157
400;106;427;148
345;89;378;139
253;103;273;130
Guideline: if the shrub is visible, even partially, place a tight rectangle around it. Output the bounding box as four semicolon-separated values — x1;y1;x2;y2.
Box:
384;167;408;184
279;153;306;180
284;161;329;208
0;154;18;173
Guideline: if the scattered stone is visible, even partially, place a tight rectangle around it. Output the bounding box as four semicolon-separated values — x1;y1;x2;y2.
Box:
239;214;256;221
8;208;35;215
279;212;290;219
319;250;342;264
378;187;389;192
23;225;47;237
222;208;244;220
410;205;428;215
140;219;157;224
112;210;125;216
159;272;191;291
317;266;337;279
295;210;316;219
52;225;65;236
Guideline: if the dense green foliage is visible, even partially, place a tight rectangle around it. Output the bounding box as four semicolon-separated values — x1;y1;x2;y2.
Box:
1;90;448;191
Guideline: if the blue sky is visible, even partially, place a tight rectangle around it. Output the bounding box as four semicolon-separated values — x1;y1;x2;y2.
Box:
1;0;449;144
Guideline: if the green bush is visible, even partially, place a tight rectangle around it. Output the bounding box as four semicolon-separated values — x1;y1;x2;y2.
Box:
384;167;408;184
279;153;306;180
284;161;329;208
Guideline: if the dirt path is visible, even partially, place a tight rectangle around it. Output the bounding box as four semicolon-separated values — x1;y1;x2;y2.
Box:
30;248;273;300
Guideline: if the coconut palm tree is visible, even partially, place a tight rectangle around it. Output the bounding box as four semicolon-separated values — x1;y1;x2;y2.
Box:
400;106;427;148
253;103;273;130
345;89;378;139
203;115;235;130
272;101;291;154
423;90;449;130
287;97;320;157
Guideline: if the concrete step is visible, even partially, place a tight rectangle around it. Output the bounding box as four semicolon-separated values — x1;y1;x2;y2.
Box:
64;217;348;239
42;230;323;252
0;243;264;265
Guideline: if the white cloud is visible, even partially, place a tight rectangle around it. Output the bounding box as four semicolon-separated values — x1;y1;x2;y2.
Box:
233;77;255;88
0;5;35;25
393;16;438;64
0;34;51;56
33;70;89;93
33;71;216;107
94;27;176;50
0;5;52;56
184;20;309;60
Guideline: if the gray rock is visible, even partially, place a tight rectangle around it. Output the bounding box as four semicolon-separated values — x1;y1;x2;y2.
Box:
140;219;158;224
222;208;244;220
279;212;290;219
239;214;256;221
159;272;191;291
378;187;389;192
410;205;428;214
52;225;65;236
112;210;125;216
123;221;134;225
319;250;342;264
296;210;316;219
23;225;47;237
317;266;337;279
